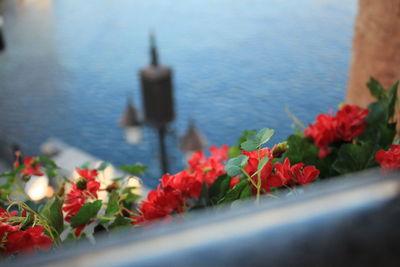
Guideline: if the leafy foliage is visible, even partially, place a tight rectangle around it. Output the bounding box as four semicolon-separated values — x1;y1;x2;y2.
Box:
70;200;102;227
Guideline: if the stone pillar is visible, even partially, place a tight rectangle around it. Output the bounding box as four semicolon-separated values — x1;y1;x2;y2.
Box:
346;0;400;107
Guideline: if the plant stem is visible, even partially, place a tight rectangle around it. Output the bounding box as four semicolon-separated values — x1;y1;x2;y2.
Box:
97;216;115;221
256;149;261;204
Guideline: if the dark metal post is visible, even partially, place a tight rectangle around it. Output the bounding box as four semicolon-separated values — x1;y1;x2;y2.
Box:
139;33;174;175
158;126;168;174
0;17;5;51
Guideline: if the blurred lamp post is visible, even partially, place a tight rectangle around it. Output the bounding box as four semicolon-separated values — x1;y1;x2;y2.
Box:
139;33;175;174
0;16;5;51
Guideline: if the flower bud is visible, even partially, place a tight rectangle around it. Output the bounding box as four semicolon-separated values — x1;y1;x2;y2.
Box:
76;178;87;190
106;182;120;192
272;142;289;158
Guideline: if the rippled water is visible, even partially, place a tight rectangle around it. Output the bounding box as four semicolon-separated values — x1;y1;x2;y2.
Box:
0;0;356;187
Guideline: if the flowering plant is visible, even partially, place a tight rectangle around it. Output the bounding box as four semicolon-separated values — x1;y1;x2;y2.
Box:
0;78;398;257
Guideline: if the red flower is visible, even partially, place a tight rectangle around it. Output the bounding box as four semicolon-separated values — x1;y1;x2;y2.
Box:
304;105;369;158
76;168;98;181
336;105;368;141
269;158;292;187
161;171;202;199
0;208;18;221
63;168;100;236
291;163;320;185
133;187;183;224
376;145;400;171
229;177;240;189
134;146;229;224
20;157;44;177
5;226;52;255
304;113;337;158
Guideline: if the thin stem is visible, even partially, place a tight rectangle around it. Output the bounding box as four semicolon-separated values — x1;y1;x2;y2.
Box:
96;216;116;221
242;169;257;188
256;149;262;204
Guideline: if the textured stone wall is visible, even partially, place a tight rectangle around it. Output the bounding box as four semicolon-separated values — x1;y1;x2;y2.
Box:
347;0;400;107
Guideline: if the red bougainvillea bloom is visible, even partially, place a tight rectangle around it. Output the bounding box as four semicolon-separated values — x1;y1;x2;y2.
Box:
230;177;240;189
63;168;101;236
134;146;229;224
335;105;369;141
161;171;202;199
5;226;52;255
304;114;337;158
134;187;183;224
375;145;400;171
291;163;320;185
241;149;319;192
0;208;18;221
304;105;369;158
20;157;44;177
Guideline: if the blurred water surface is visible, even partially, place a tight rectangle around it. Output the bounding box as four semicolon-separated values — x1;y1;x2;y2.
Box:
0;0;356;186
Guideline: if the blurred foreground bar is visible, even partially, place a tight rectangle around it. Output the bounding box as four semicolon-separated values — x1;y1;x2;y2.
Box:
17;169;400;266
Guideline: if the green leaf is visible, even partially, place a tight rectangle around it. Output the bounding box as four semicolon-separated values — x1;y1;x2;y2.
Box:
97;162;110;171
218;179;248;204
388;80;399;119
71;200;102;227
122;187;141;205
224;155;248;177
367;77;387;101
105;191;120;216
332;143;377;174
38;157;60;169
44;167;58;178
239;185;253;199
251;154;270;178
112;177;125;182
208;175;232;204
241;128;275;151
120;164;148;175
40;196;64;235
228;145;242;158
108;216;131;231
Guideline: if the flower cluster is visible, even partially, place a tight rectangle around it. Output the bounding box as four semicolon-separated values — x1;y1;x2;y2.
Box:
0;208;52;255
133;146;229;224
375;145;400;171
20;157;44;177
304;105;369;158
62;168;101;236
242;148;320;193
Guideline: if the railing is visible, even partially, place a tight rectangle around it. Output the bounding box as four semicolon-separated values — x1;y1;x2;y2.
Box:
14;169;400;267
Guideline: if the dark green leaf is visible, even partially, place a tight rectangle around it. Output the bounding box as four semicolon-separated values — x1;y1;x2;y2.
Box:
228;145;241;158
332;143;377;174
218;179;248;204
120;164;148;175
224;155;248;177
108;216;131;231
38;157;60;169
367;77;387;101
44;167;58;178
40;196;64;235
71;200;102;227
239;185;253;199
208;175;231;204
388;80;399;119
105;191;120;216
